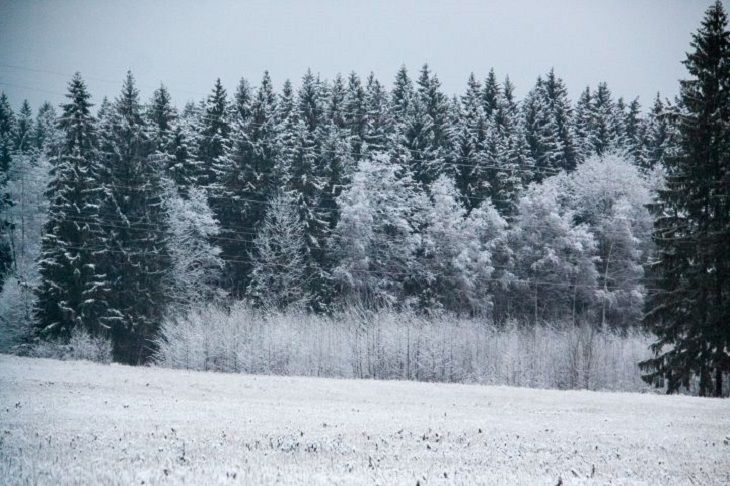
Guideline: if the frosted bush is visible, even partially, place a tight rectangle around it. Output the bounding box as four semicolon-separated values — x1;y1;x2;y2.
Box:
154;305;654;392
29;327;112;364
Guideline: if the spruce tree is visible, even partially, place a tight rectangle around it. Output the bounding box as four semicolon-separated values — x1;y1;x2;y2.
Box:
343;72;368;161
590;82;621;156
98;72;171;363
35;73;109;340
364;72;390;151
0;92;15;290
449;73;489;208
34;101;59;153
642;93;673;170
198;79;232;188
624;97;644;165
573;87;594;162
641;1;730;397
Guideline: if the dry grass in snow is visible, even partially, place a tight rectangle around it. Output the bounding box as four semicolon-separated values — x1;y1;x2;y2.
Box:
0;354;728;485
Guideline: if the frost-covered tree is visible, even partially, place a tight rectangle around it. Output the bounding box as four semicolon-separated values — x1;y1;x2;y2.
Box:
247;191;309;310
573;87;593;162
590;83;621;156
0;103;54;350
559;153;653;327
164;186;224;311
97;72;171;363
198;78;232;189
523;70;576;177
0;92;16;291
416;175;497;314
331;154;425;308
509;182;598;323
448;73;489;207
641;93;674;171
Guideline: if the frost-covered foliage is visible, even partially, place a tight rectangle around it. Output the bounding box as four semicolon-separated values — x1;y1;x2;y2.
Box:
247;191;310;311
155;304;653;392
26;326;112;363
556;152;653;326
509;182;598;323
330;155;426;308
164;185;225;311
416;175;498;314
0;113;53;351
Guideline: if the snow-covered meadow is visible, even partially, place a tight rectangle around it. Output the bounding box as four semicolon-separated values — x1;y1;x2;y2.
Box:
1;354;728;485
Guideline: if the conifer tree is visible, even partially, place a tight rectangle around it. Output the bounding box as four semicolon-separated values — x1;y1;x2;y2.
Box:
0;92;16;290
198;79;232;188
98;72;171;363
448;73;489;207
624;97;644;164
590;82;621;156
343;72;368;161
573;87;593;162
34;102;59;153
14;101;34;153
641;1;730;397
35;73;109;340
364;72;390;151
642;93;673;170
247;191;309;310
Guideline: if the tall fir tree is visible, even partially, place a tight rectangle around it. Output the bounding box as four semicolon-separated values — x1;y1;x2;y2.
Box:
0;92;16;290
641;1;730;397
98;72;171;363
590;82;621;156
35;73;109;340
642;93;673;170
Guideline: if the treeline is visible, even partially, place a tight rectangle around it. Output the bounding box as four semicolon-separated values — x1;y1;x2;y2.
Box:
0;66;665;363
0;3;727;400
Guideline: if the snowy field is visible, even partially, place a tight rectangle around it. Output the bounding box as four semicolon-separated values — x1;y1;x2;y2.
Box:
1;355;728;485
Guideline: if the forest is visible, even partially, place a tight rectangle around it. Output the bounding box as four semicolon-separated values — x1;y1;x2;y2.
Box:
0;2;727;396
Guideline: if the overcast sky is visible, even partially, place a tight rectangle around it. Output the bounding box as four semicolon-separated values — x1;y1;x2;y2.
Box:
0;0;718;112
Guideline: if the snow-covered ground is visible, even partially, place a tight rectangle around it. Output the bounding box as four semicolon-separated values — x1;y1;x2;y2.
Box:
0;355;728;485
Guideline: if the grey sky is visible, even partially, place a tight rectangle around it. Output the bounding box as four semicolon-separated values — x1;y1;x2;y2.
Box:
0;0;717;112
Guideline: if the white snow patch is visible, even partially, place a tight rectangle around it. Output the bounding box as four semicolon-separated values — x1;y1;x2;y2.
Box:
0;355;728;485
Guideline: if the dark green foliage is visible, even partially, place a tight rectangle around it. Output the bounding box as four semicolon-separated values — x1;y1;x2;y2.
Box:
35;73;110;341
97;72;171;363
641;1;730;397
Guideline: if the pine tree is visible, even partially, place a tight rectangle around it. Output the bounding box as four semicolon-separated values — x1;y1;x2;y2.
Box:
247;191;309;310
590;82;621;156
198;79;232;188
624;97;644;165
390;65;413;129
98;72;171;363
482;68;501;120
35;73;109;340
343;71;368;161
449;73;489;208
364;72;390;151
491;76;530;217
0;92;16;290
34;101;60;153
14;101;34;153
543;69;577;171
164;185;224;311
278;70;331;310
642;93;673;170
523;77;563;182
641;1;730;397
147;85;200;194
573;87;594;162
